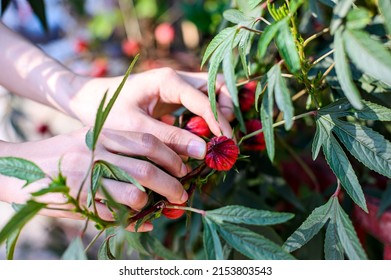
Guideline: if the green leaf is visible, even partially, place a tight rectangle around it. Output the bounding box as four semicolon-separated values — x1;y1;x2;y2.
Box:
274;65;294;130
97;160;145;192
324;219;344;260
0;157;46;187
335;199;368;259
283;198;333;252
206;205;294;226
223;9;252;24
275;20;301;73
218;223;295;260
257;19;287;59
255;76;267;112
5;229;21;260
91;55;139;151
312;119;328;160
61;237;88;260
346;7;371;30
344;29;391;87
353;100;391;121
333;119;391;179
223;50;246;132
31;184;69;197
207;29;236;121
378;183;391;217
249;0;263;10
124;230;150;257
0;201;46;246
261;66;277;162
98;235;116;260
322;132;367;212
88;162;103;207
85;128;94;150
203;217;224;260
201;27;237;68
330;0;355;34
27;0;48;31
334;28;363;109
378;0;391;35
144;234;182;260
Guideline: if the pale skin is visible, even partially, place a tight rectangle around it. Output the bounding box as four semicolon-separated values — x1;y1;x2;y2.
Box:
0;22;234;231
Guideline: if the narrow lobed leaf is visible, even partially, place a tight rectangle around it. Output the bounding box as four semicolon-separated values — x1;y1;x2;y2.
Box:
283;198;333;252
275;20;301;73
257;19;287;59
343;29;391;87
378;0;391;35
0;157;46;187
203;217;224;260
206;205;294;226
324;219;345;260
274;65;294;130
330;0;355;34
335;198;368;260
334;28;363;109
61;237;88;260
218;223;295;260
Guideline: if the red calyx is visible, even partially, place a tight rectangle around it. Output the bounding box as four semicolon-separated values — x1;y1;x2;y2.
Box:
184;116;211;138
162;203;186;219
205;136;239;171
241;120;266;151
239;81;257;112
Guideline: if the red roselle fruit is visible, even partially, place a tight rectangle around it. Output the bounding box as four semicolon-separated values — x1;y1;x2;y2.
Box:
239;81;257;112
184;116;211;138
241;120;266;151
154;23;175;46
121;39;140;57
205;136;239;171
162;203;186;219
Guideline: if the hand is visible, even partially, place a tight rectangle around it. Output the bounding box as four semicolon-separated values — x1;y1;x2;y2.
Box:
0;128;188;232
65;68;235;159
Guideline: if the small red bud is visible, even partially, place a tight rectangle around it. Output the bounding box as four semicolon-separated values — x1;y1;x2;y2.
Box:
239;81;257;112
185;116;211;138
205;136;239;171
121;39;140;57
162;203;186;219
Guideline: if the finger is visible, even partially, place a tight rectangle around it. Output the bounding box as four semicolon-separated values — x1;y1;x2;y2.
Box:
135;117;207;159
102;153;188;204
125;222;153;232
101;130;188;178
96;179;148;211
178;72;235;125
159;69;233;137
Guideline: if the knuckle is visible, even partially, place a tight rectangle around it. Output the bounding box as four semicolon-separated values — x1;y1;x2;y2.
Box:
160;67;176;79
135;162;156;180
126;188;148;209
140;133;159;155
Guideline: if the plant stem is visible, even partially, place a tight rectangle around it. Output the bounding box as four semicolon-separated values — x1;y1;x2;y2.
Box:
84;229;105;253
76;154;94;204
165;205;206;216
312;49;335;66
333;180;341;197
292;88;307;101
239;111;316;144
236;74;264;87
303;28;330;48
238;25;263;35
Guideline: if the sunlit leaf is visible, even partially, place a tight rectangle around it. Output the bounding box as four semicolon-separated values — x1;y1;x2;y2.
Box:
0;157;46;187
218;223;295;260
330;0;355;34
324;210;344;260
283;198;333;252
352;100;391;121
378;0;391;35
206;205;294;226
333;119;391;179
223;9;252;24
91;55;139;151
335;199;368;259
274;65;294;129
143;234;182;260
257;19;287;59
334;28;363;109
346;7;371;30
312;119;327;160
275;20;301;73
344;29;391;87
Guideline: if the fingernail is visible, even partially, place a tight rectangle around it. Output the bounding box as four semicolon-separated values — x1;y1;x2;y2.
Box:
180;163;188;177
187;140;206;159
180;191;188;203
140;223;153;232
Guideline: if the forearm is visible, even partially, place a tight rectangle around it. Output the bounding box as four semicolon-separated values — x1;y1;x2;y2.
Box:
0;21;85;115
